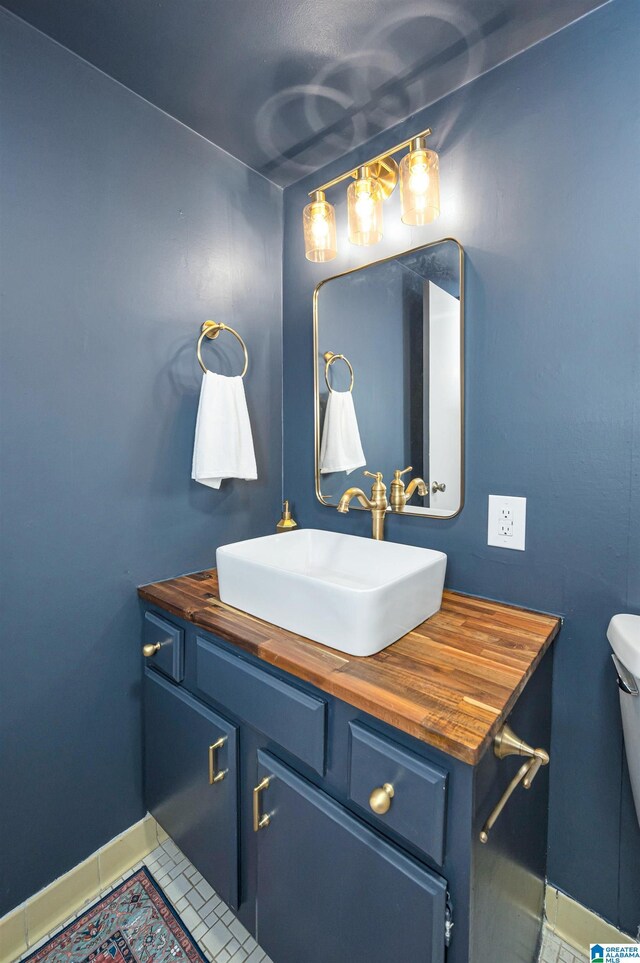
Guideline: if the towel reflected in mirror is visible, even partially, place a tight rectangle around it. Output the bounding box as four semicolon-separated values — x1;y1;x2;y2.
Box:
320;390;366;475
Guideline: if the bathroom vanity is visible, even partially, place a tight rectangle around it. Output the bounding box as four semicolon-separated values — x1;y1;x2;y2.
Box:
138;568;559;963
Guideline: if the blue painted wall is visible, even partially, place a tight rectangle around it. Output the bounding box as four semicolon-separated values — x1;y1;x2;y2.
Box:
282;0;640;933
0;11;282;914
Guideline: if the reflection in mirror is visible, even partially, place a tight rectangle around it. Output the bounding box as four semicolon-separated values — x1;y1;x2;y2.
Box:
314;239;463;518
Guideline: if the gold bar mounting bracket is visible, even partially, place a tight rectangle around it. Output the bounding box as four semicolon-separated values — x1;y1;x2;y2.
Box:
308;127;432;198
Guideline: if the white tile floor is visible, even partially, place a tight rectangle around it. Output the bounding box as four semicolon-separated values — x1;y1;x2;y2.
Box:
144;839;272;963
538;927;588;963
18;836;587;963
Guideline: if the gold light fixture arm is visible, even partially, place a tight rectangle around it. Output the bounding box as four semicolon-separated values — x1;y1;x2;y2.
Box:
479;724;550;844
310;128;432;197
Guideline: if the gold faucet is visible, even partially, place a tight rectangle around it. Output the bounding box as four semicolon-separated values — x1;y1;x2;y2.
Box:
389;466;428;512
337;470;388;540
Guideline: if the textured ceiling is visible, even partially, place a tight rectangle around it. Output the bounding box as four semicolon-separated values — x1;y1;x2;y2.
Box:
2;0;609;186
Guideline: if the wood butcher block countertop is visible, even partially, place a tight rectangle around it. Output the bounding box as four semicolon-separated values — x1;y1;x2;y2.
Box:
139;569;560;765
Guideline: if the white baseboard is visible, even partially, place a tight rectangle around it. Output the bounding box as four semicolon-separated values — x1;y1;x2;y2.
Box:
0;813;167;963
545;885;637;952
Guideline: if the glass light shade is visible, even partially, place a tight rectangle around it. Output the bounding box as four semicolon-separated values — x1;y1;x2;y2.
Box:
303;191;337;262
347;174;383;246
400;147;440;225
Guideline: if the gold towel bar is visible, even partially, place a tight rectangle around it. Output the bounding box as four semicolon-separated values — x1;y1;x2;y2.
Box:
324;351;354;393
479;724;549;844
197;320;249;378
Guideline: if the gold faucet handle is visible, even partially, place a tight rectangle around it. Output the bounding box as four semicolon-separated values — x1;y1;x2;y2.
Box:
363;471;386;497
393;466;412;481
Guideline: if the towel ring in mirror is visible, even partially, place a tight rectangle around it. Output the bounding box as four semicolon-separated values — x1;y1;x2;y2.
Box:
197;321;249;377
324;351;354;393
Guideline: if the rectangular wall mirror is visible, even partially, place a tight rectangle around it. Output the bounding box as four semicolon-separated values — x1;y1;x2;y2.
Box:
314;238;464;518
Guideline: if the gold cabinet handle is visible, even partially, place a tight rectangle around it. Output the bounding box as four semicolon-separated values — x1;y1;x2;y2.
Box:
253;776;271;831
369;783;394;815
142;642;161;657
208;737;226;785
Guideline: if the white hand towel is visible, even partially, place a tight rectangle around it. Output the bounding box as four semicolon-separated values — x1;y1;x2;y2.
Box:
320;390;366;474
192;372;257;489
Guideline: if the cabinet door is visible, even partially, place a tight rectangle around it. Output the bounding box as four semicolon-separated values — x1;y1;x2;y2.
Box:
255;751;447;963
144;669;239;909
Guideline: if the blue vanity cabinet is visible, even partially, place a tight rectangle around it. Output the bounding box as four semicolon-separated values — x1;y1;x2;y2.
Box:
140;599;553;963
254;750;447;963
143;669;239;909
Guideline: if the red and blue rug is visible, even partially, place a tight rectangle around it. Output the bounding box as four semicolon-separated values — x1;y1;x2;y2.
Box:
24;867;207;963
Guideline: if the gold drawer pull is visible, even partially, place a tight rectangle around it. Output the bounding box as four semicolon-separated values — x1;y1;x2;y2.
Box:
142;642;161;657
369;783;394;815
253;776;271;831
208;737;227;785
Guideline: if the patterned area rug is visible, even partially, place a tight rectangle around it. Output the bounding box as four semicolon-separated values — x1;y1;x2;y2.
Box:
25;867;207;963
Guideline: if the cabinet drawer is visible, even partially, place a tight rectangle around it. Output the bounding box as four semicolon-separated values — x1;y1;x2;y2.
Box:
196;636;326;773
348;722;447;864
143;612;184;682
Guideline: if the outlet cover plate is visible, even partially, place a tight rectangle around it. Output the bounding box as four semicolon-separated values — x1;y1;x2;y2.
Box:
488;495;527;550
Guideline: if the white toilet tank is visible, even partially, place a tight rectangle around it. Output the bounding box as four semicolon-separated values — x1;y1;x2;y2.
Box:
608;614;640;826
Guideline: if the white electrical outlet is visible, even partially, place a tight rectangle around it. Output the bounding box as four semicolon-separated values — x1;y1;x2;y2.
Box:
488;495;526;550
499;505;514;537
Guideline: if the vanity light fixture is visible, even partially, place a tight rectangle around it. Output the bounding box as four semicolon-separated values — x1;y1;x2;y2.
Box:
347;166;384;246
303;127;439;261
303;190;337;263
399;136;440;225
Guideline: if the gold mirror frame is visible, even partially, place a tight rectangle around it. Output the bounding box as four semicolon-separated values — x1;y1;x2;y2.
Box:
313;237;465;519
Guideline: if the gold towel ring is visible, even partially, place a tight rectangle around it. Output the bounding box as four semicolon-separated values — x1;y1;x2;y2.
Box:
197;321;248;377
324;351;354;393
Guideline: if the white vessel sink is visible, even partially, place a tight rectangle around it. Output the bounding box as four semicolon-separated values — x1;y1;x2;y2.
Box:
216;529;447;657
